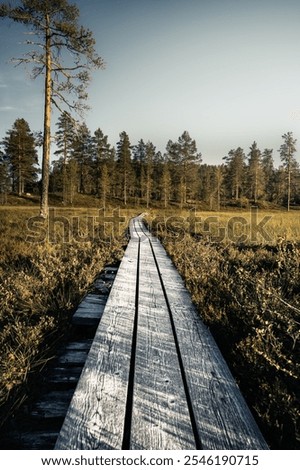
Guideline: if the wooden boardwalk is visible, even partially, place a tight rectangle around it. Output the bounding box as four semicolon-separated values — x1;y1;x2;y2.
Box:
55;217;268;450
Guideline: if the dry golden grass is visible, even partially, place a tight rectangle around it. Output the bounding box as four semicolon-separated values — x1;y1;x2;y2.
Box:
145;207;300;244
0;207;128;423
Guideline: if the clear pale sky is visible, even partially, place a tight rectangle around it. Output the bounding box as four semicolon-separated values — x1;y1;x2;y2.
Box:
1;0;300;165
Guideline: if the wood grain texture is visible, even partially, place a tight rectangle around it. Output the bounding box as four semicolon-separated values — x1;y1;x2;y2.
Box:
149;234;268;449
130;237;196;449
55;216;268;450
31;390;74;419
72;293;106;326
55;240;139;449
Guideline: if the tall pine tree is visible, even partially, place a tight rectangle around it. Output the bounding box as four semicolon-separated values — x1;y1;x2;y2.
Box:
166;131;201;207
247;141;265;202
261;149;274;201
116;131;133;205
72;122;94;194
93;128;114;199
54;111;77;203
279;132;298;211
0;0;104;216
2;118;38;195
0;149;10;201
223;147;246;201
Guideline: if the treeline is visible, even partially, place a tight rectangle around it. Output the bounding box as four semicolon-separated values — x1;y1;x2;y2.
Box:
1;112;299;209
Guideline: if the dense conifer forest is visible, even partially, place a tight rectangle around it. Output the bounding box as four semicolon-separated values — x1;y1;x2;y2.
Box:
1;115;299;211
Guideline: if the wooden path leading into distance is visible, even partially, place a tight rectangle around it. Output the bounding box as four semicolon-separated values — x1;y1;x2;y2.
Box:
55;216;268;450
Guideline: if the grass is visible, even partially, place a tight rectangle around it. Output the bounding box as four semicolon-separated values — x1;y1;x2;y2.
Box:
144;207;300;244
0;207;130;425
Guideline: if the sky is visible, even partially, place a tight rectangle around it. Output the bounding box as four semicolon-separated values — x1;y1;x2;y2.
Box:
1;0;300;165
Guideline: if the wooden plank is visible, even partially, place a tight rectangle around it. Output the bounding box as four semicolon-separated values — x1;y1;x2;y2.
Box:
148;231;268;449
65;340;93;350
16;432;59;450
1;431;59;450
129;218;141;239
103;266;119;281
31;390;74;419
47;367;83;385
72;293;107;326
57;350;89;366
55;240;139;450
130;238;196;449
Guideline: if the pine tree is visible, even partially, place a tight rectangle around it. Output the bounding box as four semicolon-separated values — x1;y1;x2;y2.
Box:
279;132;298;211
132;139;146;200
2;118;38;195
273;166;287;205
166;131;201;207
145;141;155;208
247;141;265;202
100;163;110;209
54;111;77;203
93;128;114;198
66;158;78;204
165;139;179;202
223;147;246;200
161;157;171;209
177;131;202;205
0;0;104;217
50;158;63;193
72;122;93;194
261;149;274;201
152;151;164;202
116;131;133;205
0;150;10;201
198;164;215;208
214;165;224;210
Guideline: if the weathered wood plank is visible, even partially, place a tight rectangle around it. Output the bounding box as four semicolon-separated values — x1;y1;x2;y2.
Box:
55;240;139;450
130;237;196;449
148;231;268;449
31;390;74;419
57;350;89;366
16;432;59;450
47;367;83;385
65;340;93;350
72;294;107;326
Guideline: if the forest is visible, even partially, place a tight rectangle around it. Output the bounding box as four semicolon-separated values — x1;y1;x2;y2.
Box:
0;114;299;211
0;0;299;453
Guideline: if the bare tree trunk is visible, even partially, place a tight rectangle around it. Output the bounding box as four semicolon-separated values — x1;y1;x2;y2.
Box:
162;165;170;209
216;166;223;211
217;186;220;211
18;155;22;196
124;170;127;206
235;179;239;200
287;163;291;212
18;138;22;196
254;166;258;203
146;182;150;208
62;128;67;204
40;15;52;218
